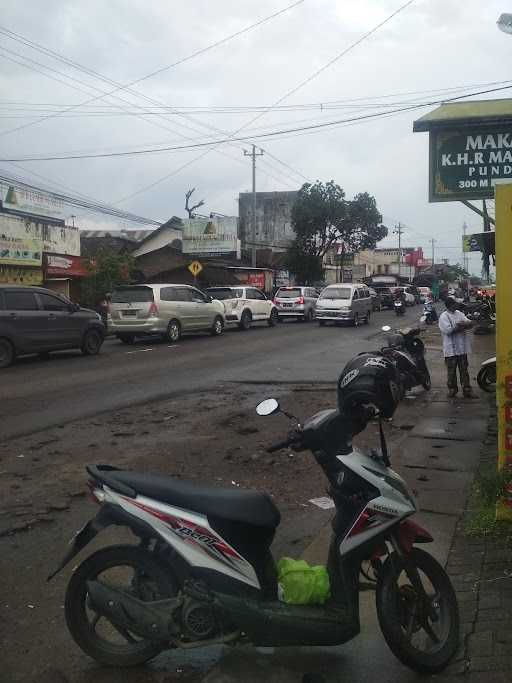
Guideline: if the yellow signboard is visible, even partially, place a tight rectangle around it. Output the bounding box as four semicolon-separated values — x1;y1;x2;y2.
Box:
495;183;512;521
188;260;203;277
0;265;43;285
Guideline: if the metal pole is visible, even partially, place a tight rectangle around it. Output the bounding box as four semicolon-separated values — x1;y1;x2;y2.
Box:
244;145;263;267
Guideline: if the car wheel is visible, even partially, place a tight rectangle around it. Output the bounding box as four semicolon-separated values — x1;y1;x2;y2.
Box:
210;315;224;336
239;310;252;331
0;338;15;368
81;328;103;356
268;309;279;327
118;334;135;345
166;319;181;343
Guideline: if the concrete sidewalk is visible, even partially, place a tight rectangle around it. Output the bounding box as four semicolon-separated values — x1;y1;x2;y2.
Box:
201;328;496;682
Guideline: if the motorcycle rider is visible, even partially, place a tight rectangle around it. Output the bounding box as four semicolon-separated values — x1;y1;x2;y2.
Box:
438;297;475;398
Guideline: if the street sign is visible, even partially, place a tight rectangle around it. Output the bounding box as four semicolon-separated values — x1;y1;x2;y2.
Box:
428;127;512;201
188;260;203;277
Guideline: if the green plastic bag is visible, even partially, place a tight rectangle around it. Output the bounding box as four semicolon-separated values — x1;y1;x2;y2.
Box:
277;557;331;605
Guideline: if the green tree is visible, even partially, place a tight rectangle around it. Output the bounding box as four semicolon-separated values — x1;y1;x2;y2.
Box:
284;181;387;283
81;249;135;307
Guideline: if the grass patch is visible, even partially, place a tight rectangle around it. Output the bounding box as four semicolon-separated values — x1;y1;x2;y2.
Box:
465;470;512;539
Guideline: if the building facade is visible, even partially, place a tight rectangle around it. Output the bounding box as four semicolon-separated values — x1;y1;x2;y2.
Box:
238;191;297;256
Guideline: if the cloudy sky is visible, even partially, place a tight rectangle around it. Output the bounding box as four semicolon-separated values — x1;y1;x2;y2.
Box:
0;0;510;273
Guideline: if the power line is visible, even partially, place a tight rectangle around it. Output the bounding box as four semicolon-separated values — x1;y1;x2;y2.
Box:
0;28;304;192
114;0;418;203
6;82;512;163
0;1;305;138
0;172;161;225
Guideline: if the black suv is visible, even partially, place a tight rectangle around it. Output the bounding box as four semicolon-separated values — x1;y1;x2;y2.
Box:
0;285;105;368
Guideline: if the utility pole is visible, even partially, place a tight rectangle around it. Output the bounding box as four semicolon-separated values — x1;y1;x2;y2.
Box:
244;145;264;267
393;223;404;278
430;238;436;272
462;222;468;273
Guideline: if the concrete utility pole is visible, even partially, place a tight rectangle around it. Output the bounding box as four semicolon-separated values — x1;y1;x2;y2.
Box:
430;238;436;272
244;145;264;267
393;223;404;277
462;222;468;272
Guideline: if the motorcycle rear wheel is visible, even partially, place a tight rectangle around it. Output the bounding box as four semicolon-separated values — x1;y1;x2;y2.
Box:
477;365;496;393
65;544;177;667
376;548;459;674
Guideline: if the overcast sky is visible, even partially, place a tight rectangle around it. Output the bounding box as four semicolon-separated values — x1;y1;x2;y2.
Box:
0;0;510;274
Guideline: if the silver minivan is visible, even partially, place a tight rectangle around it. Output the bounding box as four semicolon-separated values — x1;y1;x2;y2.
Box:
109;284;225;343
315;283;372;326
274;286;318;321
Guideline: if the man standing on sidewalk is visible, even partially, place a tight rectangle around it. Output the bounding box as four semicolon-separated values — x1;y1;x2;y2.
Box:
439;297;474;398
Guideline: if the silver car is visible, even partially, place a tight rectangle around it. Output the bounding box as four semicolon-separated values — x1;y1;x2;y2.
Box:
109;284;225;343
273;286;317;322
315;283;372;326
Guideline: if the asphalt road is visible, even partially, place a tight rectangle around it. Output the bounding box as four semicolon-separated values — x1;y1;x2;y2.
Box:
0;306;425;440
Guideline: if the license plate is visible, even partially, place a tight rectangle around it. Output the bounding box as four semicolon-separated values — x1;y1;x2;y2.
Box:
282;303;292;308
122;310;137;317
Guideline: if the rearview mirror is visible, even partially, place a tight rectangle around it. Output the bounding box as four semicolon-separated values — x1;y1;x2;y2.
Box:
382;325;391;332
69;303;80;313
256;398;280;416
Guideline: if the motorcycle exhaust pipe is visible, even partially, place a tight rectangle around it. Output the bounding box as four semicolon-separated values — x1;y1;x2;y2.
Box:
86;580;181;641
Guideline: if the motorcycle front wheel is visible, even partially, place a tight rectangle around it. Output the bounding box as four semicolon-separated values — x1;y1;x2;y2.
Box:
376;548;459;674
65;544;178;667
477;365;496;393
421;369;431;391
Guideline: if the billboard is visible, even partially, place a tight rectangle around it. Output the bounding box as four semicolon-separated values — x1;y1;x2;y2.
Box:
45;254;88;277
1;184;64;219
42;223;80;256
182;217;238;255
0;214;42;266
429;127;512;201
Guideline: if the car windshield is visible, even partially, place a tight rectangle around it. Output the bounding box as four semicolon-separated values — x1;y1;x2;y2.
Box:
111;287;154;303
319;288;351;300
207;288;234;300
276;288;302;298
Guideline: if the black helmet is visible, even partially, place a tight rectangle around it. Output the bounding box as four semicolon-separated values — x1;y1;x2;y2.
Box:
337;353;402;420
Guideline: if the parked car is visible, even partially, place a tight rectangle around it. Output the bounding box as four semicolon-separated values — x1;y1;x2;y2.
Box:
206;286;279;330
316;283;372;326
109;284;225;343
368;287;382;312
392;287;415;306
273;286;317;321
373;286;395;310
0;285;105;368
419;286;433;303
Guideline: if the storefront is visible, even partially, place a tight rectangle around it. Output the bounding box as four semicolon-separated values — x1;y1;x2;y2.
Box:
44;254;88;299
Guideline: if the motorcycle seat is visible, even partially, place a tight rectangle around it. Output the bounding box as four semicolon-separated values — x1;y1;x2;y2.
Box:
87;465;281;529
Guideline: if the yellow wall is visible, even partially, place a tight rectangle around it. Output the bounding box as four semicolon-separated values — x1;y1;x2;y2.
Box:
495;183;512;521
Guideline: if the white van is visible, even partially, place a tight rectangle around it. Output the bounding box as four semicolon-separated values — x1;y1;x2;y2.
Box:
316;283;372;326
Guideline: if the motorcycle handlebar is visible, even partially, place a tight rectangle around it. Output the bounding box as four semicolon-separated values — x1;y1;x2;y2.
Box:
266;430;302;453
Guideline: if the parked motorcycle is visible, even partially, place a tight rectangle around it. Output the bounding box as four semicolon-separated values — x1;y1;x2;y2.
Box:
465;297;496;334
423;301;438;325
477;357;496;393
394;300;405;317
381;325;431;391
49;397;458;674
